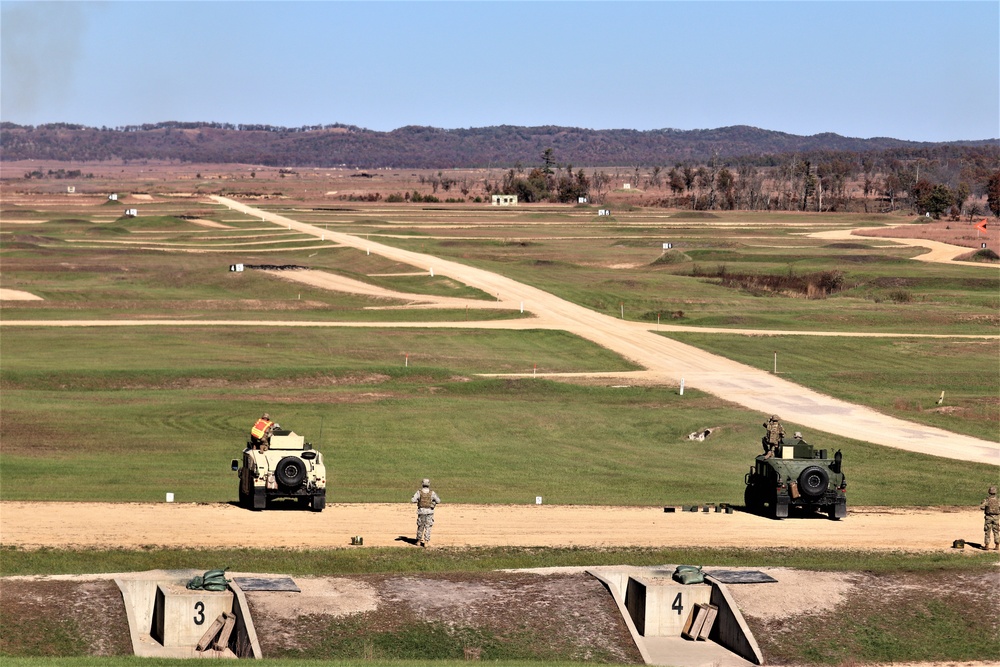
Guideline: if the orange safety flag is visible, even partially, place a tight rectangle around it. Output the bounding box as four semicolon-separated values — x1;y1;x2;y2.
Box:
976;218;988;233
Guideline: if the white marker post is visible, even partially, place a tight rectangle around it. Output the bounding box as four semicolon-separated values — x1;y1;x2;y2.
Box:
520;301;524;313
679;378;685;396
166;493;174;503
657;313;660;330
536;496;543;505
773;351;778;374
405;353;409;368
620;302;624;319
430;268;434;277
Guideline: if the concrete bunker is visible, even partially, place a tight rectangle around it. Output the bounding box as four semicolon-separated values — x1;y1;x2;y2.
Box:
588;566;763;666
115;570;261;659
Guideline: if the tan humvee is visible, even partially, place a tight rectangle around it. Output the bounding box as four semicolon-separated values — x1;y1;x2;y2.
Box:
231;430;326;511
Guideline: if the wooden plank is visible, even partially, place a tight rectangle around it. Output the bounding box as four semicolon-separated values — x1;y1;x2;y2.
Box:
681;604;708;641
195;613;226;651
212;612;237;651
697;604;719;640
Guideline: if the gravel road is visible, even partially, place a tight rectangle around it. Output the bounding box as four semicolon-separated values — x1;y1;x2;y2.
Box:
1;501;984;552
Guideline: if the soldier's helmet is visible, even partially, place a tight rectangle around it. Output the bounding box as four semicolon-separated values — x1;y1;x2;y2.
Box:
422;478;430;487
990;486;997;495
770;414;780;421
262;412;270;420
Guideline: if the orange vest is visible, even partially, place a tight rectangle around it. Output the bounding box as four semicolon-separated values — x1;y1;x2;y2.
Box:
251;419;273;440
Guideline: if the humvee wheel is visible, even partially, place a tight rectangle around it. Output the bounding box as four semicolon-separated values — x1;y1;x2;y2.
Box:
275;456;306;487
798;466;829;497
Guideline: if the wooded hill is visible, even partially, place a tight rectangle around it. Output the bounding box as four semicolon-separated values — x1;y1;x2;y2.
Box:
1;122;996;168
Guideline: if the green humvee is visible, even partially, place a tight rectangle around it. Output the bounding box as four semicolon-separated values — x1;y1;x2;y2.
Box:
744;436;847;519
231;430;327;512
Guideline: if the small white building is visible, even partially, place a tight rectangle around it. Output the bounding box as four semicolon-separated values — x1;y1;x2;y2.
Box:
66;186;75;193
491;194;518;206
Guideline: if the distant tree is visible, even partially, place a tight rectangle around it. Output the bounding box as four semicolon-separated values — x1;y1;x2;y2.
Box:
541;148;555;175
647;166;663;189
916;183;954;219
717;167;736;210
682;165;696;191
668;168;685;195
955;182;970;214
883;173;901;211
591;170;611;201
987;170;1000;217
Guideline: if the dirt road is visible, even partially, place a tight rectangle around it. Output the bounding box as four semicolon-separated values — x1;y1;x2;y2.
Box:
211;196;999;466
0;501;984;552
810;228;997;266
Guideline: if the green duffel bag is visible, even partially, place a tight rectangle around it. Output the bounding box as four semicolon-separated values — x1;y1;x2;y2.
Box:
672;565;705;585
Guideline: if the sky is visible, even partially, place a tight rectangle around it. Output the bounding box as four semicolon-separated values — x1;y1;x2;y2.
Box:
2;1;998;142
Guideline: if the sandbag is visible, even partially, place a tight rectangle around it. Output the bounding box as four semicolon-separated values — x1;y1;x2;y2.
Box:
187;568;230;591
672;564;705;585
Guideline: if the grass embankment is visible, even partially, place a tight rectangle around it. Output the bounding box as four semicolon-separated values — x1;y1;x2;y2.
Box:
2;325;996;505
2;549;998;665
2;545;996;577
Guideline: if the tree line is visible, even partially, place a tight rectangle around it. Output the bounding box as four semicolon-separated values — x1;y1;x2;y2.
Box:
2;121;995;169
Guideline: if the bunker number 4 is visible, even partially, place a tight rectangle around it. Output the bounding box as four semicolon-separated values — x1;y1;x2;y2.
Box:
672;592;684;616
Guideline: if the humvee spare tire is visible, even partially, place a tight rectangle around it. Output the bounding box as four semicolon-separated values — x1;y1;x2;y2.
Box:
275;456;306;487
798;466;829;497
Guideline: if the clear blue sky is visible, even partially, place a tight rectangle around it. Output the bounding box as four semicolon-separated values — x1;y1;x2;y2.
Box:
2;1;997;142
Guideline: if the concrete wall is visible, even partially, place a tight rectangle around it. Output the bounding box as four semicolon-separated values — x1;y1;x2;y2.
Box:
625;577;712;636
706;575;764;665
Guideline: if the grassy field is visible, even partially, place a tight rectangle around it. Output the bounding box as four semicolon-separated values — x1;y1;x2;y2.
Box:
1;327;997;505
1;200;997;507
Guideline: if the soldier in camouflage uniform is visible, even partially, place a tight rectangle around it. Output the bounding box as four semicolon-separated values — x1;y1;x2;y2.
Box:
761;415;785;458
411;478;441;548
980;485;999;550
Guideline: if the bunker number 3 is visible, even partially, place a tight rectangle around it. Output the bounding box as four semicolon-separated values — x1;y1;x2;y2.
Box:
193;600;205;625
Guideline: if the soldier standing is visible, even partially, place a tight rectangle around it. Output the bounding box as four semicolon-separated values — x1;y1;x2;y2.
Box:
410;478;441;548
762;414;785;457
980;485;999;550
